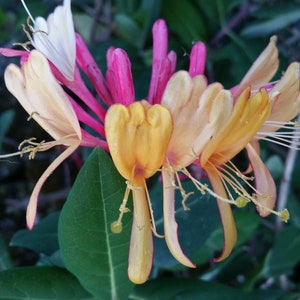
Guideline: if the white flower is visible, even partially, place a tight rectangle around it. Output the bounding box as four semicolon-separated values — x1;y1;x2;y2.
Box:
22;0;76;81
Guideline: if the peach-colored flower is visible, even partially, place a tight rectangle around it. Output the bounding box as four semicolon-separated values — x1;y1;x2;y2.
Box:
3;50;102;229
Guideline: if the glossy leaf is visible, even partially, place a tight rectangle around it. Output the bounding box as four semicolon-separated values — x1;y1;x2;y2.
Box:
241;9;300;37
0;266;92;299
58;147;133;300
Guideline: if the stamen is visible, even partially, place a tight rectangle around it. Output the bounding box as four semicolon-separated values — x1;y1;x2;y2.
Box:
181;167;236;205
18;138;48;159
143;181;164;238
110;185;131;234
174;171;194;210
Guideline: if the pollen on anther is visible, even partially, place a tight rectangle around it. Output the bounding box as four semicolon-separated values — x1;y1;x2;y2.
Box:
110;221;123;234
235;196;249;208
280;208;290;223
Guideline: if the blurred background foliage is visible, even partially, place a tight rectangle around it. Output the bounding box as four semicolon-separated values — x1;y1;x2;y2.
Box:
0;0;300;299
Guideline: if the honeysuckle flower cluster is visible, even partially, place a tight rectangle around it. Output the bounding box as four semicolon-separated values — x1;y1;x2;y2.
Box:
1;0;300;284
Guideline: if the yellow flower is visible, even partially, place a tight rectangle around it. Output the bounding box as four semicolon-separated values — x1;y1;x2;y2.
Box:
200;87;274;261
4;50;81;229
105;101;172;284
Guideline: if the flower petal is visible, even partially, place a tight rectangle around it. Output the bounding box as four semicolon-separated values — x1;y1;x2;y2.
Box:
105;102;172;180
246;144;276;217
26;143;79;229
162;168;195;267
33;0;76;81
206;168;237;262
128;179;153;284
4;50;81;141
233;36;278;97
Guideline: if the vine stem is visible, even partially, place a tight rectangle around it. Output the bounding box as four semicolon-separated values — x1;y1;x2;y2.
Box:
275;113;300;233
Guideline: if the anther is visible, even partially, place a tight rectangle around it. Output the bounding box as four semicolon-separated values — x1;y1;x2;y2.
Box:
235;196;249;208
110;221;122;234
280;209;290;223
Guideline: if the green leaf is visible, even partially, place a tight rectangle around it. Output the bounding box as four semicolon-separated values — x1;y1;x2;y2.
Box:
262;226;300;277
129;278;282;300
241;9;300;37
58;148;133;300
115;13;143;48
151;179;220;269
0;266;92;299
194;210;260;265
162;0;207;47
0;234;13;271
10;212;60;256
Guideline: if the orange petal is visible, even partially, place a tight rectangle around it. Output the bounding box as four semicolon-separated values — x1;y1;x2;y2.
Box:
246;144;276;217
162;168;195;268
206;168;237;262
128;179;153;284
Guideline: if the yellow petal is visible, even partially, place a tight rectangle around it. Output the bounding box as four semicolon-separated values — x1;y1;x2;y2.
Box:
128;179;153;284
201;87;272;166
105;101;172;180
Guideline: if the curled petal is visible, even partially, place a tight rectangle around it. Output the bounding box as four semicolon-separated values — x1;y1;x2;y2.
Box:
162;169;195;267
233;36;279;98
27;143;80;229
128;179;153;284
246;144;276;217
206;168;237;262
267;62;300;125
